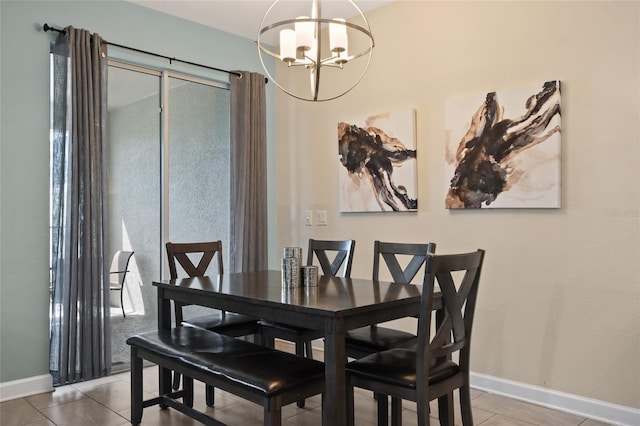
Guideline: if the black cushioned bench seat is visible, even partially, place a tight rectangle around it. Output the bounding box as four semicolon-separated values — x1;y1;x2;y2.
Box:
127;327;325;426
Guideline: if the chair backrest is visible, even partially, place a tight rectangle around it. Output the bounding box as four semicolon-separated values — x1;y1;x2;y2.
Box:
416;249;485;384
166;241;224;325
307;239;356;277
110;250;135;287
166;241;223;279
373;241;436;283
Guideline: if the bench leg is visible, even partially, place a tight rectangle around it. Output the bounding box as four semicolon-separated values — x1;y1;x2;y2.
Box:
183;376;194;408
391;396;402;426
159;366;172;409
205;384;215;406
376;393;388;426
264;404;282;426
130;348;143;425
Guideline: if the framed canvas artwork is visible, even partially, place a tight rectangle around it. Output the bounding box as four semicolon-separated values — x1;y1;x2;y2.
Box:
445;80;561;209
338;109;417;212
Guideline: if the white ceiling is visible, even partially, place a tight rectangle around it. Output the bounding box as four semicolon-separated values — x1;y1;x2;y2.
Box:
128;0;393;42
110;1;392;109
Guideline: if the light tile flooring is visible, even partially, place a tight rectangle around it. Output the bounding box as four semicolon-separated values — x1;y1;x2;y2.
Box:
1;344;612;426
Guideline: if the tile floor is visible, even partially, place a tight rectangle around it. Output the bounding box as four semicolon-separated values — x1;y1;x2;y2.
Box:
1;343;613;426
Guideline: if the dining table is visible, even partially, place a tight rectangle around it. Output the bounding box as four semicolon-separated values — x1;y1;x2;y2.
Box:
153;270;436;426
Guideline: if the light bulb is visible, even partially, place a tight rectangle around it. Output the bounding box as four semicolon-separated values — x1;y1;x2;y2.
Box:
330;18;347;53
295;17;314;51
279;29;296;63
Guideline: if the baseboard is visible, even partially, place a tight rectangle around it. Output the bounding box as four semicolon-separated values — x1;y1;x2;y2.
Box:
299;340;639;426
0;374;54;402
5;349;637;426
470;372;640;426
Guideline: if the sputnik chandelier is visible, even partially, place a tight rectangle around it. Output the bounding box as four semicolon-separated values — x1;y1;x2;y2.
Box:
257;0;375;101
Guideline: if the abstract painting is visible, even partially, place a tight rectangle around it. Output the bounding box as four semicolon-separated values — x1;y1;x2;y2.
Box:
338;109;417;212
445;80;561;209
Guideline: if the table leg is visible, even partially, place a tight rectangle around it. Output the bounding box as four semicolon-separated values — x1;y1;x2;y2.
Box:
157;288;172;400
323;320;346;426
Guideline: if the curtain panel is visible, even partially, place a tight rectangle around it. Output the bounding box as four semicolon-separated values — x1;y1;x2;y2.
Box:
50;26;110;385
229;71;267;272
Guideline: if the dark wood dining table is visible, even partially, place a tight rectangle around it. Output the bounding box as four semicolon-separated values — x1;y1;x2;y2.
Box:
153;270;430;426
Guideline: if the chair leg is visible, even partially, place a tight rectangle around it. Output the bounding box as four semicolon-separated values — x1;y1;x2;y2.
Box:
130;348;143;425
304;340;314;360
417;395;430;426
205;384;215;406
437;393;454;426
459;385;474;426
173;371;181;390
120;289;126;318
263;334;276;348
258;327;275;348
346;385;355;426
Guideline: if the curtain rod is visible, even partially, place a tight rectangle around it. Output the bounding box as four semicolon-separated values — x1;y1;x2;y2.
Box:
43;23;264;81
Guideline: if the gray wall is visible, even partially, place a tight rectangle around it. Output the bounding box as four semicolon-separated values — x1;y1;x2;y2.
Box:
0;0;275;383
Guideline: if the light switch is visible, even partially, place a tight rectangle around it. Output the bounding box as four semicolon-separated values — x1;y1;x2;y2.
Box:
305;210;313;226
316;210;328;226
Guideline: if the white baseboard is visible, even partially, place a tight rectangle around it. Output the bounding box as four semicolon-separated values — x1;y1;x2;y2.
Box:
0;374;54;402
3;352;638;426
470;372;640;426
301;341;639;425
298;339;639;425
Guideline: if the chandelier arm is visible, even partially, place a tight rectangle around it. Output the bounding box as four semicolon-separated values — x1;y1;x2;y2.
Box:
257;43;282;60
259;41;372;65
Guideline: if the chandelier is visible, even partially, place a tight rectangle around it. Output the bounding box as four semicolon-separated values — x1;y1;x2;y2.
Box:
257;0;375;102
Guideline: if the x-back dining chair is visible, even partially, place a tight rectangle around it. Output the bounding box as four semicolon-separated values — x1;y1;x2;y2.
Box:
165;241;259;406
344;241;436;360
307;238;356;277
346;249;485;426
258;238;355;407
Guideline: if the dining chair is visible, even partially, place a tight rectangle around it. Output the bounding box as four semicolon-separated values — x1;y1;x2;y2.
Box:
166;241;259;406
346;249;485;426
344;241;436;360
258;238;355;407
306;238;356;277
109;250;135;318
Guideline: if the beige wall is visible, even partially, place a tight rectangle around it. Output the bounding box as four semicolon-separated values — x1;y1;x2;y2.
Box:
271;1;640;409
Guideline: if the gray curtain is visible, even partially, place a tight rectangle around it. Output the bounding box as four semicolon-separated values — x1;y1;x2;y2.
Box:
229;71;267;272
50;26;110;385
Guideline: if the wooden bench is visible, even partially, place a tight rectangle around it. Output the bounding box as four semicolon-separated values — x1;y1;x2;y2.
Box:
127;326;325;426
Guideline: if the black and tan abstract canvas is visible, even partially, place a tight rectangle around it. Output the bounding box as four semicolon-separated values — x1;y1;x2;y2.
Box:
445;81;561;209
338;109;417;212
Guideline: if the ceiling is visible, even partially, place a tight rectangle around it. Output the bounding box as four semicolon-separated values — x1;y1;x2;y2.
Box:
128;0;393;42
110;1;392;109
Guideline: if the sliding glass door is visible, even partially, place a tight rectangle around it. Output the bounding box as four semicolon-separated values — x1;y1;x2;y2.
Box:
166;76;230;257
106;62;230;366
165;75;231;323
